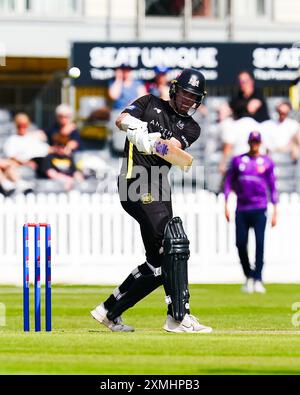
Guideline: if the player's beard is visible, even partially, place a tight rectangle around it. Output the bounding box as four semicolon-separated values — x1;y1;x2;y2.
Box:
172;93;197;117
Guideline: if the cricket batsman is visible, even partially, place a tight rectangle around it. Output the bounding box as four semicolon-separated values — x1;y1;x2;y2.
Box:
91;68;213;333
224;131;278;293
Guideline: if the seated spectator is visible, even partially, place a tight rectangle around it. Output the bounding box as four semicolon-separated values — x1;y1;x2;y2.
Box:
230;71;269;122
37;143;84;192
9;113;47;141
47;104;80;154
260;101;300;159
0;158;18;196
3;113;49;193
4;113;49;163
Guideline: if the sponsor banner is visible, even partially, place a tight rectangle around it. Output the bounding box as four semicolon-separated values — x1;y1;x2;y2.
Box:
71;42;300;86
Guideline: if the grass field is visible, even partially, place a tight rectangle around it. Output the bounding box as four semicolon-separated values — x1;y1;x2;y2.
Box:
0;284;300;375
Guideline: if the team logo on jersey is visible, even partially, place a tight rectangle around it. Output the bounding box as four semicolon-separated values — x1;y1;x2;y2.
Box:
176;120;184;130
239;163;246;172
140;193;154;204
256;157;264;165
126;105;136;111
257;165;266;173
154;107;162;114
242;155;250;163
188;75;200;87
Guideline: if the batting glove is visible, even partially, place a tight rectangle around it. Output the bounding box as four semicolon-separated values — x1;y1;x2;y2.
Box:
120;114;148;134
127;129;161;154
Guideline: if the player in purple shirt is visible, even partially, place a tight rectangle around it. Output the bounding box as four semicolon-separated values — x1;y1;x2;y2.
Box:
224;131;278;293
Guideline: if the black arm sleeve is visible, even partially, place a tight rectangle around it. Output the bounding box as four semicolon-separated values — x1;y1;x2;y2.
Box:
121;94;151;120
175;123;201;150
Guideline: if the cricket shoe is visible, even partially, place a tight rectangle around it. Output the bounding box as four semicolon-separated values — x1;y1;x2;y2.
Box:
253;280;266;294
163;314;213;333
90;303;134;332
241;278;254;294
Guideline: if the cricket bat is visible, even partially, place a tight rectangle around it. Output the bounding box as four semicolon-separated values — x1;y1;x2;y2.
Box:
152;138;193;171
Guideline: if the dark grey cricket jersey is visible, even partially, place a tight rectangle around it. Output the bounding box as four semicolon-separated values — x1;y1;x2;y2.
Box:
120;94;201;181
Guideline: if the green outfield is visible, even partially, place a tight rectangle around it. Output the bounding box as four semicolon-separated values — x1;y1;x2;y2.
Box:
0;284;300;375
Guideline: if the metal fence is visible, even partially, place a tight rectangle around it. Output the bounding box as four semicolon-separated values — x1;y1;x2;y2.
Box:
0;190;299;284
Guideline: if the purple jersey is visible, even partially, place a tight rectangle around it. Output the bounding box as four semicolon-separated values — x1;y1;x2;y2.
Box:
224;153;278;211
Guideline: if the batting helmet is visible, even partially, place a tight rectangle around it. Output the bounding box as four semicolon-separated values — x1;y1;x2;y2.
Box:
169;68;207;116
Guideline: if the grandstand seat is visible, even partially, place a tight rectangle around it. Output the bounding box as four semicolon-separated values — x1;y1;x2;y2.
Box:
34;179;66;193
205;172;223;194
76;179;100;193
271;152;295;164
0;109;11;125
19;166;36;181
276;179;296;193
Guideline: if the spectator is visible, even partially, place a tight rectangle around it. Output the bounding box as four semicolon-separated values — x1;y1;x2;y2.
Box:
108;64;147;153
291;129;300;161
261;101;300;158
205;102;233;158
224;131;278;294
147;66;170;100
9;113;47;140
47;104;80;155
2;113;49;193
230;71;269;122
219;116;261;175
37;143;84;192
4;113;49;162
0;158;18;196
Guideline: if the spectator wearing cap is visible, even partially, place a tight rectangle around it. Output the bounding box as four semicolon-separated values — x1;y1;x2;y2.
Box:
224;131;278;294
108;64;147;153
147;66;170;100
47;104;80;155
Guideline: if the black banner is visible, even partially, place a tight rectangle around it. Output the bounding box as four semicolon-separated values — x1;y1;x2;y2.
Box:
71;42;300;87
1;375;299;393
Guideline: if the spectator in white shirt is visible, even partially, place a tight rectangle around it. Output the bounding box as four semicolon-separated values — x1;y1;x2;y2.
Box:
260;101;299;158
2;113;49;193
4;113;49;163
219;116;268;174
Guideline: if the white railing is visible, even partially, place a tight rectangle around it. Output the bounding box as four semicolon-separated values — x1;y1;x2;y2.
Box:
0;190;300;285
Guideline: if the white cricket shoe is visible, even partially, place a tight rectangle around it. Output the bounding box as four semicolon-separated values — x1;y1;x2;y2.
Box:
90;303;134;332
163;314;213;333
253;280;266;294
241;278;254;294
